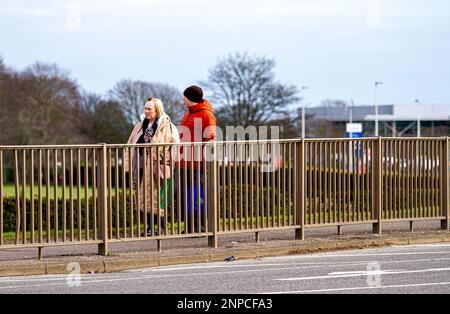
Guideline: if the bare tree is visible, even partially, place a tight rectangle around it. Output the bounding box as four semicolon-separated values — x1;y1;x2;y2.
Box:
16;62;83;144
79;92;132;144
109;80;184;125
202;52;299;127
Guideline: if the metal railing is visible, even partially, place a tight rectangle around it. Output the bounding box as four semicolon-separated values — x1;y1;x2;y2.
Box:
0;137;448;256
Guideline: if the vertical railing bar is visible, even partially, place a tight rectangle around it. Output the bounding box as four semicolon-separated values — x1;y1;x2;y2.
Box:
312;142;316;225
271;143;275;228
398;140;402;219
30;150;34;244
143;146;148;238
435;140;440;218
282;143;287;227
164;145;169;236
22;150;27;244
278;143;282;227
404;140;408;219
238;144;245;230
176;146;181;235
318;142;323;224
361;141;365;221
85;149;90;241
77;149;82;242
348;140;352;223
357;140;361;222
233;143;238;230
14;150;20;245
265;143;269;228
0;150;3;246
184;146;188;234
323;142;328;224
260;143;265;229
253;144;258;230
163;146;168;235
431;141;436;217
389;140;393;220
245;144;249;230
439;140;443;219
46;149;51;243
148;146;153;237
411;141;414;219
371;140;375;220
129;147;134;238
54;149;58;243
407;141;411;219
172;146;176;236
363;141;367;221
414;141;418;219
0;151;3;246
384;140;388;220
190;145;195;233
69;149;74;241
221;144;225;231
250;144;254;230
92;149;97;240
330;142;334;224
420;140;424;218
108;149;113;240
329;142;333;224
353;139;357;222
38;150;43;243
362;141;366;221
338;142;342;223
428;141;432;217
62;150;66;242
435;140;439;217
443;137;449;228
424;140;428;218
353;141;358;223
121;148;126;239
288;143;293;227
373;137;382;234
136;147;141;238
266;143;271;228
291;142;296;228
114;148;119;239
393;141;397;220
314;142;318;225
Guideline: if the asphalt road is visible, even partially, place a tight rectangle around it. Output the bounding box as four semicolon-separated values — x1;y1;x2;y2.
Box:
1;243;450;294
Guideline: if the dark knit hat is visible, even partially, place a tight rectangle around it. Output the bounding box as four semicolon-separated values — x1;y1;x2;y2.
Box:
183;85;204;104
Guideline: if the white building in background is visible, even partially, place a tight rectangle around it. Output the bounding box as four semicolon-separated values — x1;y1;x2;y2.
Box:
305;104;450;137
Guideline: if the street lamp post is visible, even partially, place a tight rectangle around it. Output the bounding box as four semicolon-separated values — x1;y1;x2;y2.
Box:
374;81;383;137
415;99;421;138
301;86;309;138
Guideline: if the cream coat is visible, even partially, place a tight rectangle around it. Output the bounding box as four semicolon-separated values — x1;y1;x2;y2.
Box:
124;114;180;216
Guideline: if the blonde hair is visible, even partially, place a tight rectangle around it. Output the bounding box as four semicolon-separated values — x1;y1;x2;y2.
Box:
146;98;165;118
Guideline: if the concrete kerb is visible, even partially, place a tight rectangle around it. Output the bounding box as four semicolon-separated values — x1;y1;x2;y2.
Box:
1;233;450;277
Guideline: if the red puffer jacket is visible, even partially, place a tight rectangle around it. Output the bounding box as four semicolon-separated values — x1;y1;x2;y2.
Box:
180;99;217;168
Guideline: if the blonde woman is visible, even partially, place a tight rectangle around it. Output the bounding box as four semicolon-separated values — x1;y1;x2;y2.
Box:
125;98;180;236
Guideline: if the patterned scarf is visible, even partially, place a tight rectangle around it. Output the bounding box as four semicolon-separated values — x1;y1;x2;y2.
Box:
133;120;159;188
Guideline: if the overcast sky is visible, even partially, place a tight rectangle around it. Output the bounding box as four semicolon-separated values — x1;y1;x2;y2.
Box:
1;0;449;107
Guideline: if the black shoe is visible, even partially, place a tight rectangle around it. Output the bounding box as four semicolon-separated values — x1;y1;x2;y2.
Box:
141;226;158;237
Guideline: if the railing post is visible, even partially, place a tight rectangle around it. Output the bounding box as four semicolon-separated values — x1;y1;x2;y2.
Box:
98;144;109;255
373;137;382;234
296;139;305;240
441;137;449;230
208;141;218;248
